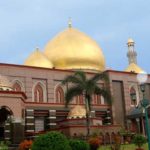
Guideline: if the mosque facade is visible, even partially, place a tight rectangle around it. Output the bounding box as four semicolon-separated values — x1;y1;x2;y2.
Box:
0;22;150;143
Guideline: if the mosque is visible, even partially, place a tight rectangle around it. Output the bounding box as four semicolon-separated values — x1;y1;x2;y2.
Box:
0;21;150;143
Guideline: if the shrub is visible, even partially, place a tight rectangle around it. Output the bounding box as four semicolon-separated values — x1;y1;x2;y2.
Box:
88;137;101;150
132;134;147;148
18;139;32;150
32;131;71;150
69;139;90;150
111;135;121;150
0;141;8;150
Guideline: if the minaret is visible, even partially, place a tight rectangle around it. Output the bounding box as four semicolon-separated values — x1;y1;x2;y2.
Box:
68;17;72;28
127;38;137;64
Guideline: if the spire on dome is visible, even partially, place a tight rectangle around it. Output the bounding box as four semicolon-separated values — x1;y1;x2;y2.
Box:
127;38;134;46
36;47;39;51
125;38;144;73
68;17;72;28
127;38;137;64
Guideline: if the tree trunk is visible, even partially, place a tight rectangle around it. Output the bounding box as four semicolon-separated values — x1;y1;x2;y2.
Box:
86;111;90;138
83;91;90;138
85;97;90;138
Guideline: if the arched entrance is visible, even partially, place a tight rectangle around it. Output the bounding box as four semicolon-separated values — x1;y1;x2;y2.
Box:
0;106;13;140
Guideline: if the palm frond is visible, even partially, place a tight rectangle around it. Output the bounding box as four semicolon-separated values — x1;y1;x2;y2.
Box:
94;86;112;105
62;75;82;85
74;71;86;83
65;86;83;107
89;72;109;83
86;79;97;93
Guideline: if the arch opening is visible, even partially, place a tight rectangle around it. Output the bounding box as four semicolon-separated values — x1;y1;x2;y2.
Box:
0;106;13;140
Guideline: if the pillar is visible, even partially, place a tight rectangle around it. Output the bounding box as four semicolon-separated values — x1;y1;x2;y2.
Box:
48;110;56;129
25;109;35;133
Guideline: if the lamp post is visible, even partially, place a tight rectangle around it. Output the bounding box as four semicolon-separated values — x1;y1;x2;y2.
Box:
137;73;150;150
140;84;150;150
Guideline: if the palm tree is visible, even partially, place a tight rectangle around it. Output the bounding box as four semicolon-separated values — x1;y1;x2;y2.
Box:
62;71;112;137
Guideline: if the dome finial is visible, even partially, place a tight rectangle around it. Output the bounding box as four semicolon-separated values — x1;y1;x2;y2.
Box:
68;17;72;28
36;47;39;51
127;38;134;45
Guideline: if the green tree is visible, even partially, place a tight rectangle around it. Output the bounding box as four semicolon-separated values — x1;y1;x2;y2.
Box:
62;71;112;137
32;131;71;150
132;134;147;149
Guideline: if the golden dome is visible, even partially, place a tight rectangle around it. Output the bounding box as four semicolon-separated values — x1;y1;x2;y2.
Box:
125;63;144;73
44;27;105;71
68;105;86;119
24;48;53;68
0;75;12;91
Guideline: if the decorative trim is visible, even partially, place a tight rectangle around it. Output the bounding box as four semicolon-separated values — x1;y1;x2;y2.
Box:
49;123;56;125
5;123;10;125
0;91;27;99
49;110;56;112
26;116;34;119
26;123;34;125
25;129;35;132
0;63;149;76
26;109;34;112
48;116;56;119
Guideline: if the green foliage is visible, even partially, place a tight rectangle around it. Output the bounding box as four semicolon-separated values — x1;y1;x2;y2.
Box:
119;128;132;136
0;141;8;150
99;144;148;150
62;71;112;137
62;71;112;107
32;131;71;150
132;134;147;148
69;139;90;150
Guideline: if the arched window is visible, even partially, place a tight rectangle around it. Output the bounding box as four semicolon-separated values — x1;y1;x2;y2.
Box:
93;94;101;105
130;86;137;106
34;84;44;102
105;132;110;144
55;86;64;103
13;82;22;91
111;132;116;144
76;95;83;104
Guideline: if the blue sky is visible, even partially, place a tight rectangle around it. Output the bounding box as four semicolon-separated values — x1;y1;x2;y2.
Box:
0;0;150;73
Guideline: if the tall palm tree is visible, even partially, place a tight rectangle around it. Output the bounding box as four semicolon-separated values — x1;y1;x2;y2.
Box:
62;71;112;137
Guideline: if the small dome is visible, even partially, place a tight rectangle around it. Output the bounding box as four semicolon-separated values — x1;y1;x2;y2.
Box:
127;38;135;46
44;27;105;71
68;105;86;119
24;48;53;68
125;63;144;73
0;75;12;91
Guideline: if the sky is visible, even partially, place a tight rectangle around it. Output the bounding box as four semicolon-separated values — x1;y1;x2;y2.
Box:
0;0;150;73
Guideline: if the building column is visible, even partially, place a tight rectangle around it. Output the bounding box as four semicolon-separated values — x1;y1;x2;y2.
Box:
105;109;112;125
11;117;24;144
25;109;35;133
136;118;140;133
48;110;56;129
127;119;131;131
4;121;11;141
141;116;145;135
